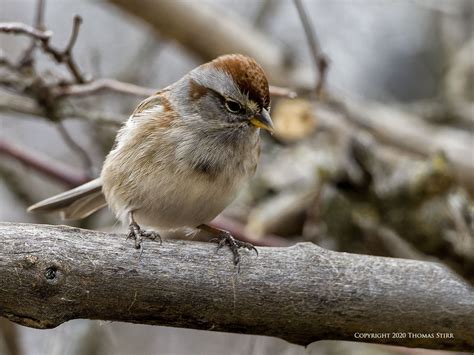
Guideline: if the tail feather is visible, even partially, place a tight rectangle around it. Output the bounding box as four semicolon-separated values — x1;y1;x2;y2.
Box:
28;178;107;220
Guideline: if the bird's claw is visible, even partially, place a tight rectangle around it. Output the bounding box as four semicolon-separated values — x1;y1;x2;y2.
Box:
127;222;162;249
211;232;258;270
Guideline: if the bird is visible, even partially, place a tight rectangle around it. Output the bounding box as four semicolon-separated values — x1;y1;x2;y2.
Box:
28;54;274;266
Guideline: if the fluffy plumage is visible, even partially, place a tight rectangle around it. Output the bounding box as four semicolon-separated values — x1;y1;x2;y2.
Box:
28;54;272;233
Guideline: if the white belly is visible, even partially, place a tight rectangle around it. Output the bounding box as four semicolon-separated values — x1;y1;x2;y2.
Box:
132;168;246;229
101;113;259;229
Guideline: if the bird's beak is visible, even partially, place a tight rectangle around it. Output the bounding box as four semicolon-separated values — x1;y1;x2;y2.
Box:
250;108;274;133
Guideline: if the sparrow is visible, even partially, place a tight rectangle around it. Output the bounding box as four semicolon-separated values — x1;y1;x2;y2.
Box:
28;54;274;266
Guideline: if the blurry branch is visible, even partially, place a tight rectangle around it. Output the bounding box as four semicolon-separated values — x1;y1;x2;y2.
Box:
55;121;94;177
0;91;123;126
0;22;51;40
329;96;474;194
45;15;85;83
312;105;474;283
51;79;295;99
52;78;156;98
348;135;474;283
0;7;296;124
404;99;474;130
107;0;294;85
0;139;88;187
253;0;279;28
269;85;297;99
1;223;473;351
0;12;92;177
0;7;296;206
0;17;85;83
292;0;328;97
20;0;45;67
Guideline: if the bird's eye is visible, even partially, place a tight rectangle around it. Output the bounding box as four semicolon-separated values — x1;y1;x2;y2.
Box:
224;99;242;113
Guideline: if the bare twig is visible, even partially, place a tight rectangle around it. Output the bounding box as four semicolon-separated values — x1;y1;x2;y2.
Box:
52;79;296;99
269;85;297;99
53;78;156;98
41;15;86;83
0;223;472;351
292;0;328;97
0;22;51;41
20;0;46;67
0;91;123;126
1;15;86;84
33;0;46;30
0;139;88;187
55;121;95;178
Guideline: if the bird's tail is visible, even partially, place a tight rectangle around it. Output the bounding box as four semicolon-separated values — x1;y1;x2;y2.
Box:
27;177;107;220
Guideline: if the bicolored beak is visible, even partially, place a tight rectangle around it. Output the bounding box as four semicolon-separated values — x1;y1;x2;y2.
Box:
250;108;274;133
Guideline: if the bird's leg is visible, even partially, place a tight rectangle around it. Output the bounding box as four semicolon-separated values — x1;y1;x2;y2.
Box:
198;224;258;269
127;211;162;249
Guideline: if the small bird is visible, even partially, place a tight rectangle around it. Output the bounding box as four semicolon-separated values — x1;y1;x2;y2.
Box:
28;54;274;266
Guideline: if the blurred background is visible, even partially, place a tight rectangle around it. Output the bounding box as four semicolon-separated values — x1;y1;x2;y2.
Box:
1;0;472;354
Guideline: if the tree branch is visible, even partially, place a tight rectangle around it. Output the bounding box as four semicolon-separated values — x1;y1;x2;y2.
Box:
0;223;472;351
292;0;328;97
52;78;156;98
19;0;46;66
0;91;123;126
0;22;51;40
328;96;474;194
107;0;292;85
0;139;87;188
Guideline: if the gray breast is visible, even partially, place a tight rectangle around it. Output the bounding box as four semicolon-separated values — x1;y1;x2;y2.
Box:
187;128;259;181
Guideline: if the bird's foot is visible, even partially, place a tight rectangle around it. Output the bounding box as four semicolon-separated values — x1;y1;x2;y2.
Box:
211;231;258;270
127;221;162;249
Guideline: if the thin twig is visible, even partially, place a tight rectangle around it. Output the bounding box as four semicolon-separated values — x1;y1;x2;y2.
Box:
269;85;297;99
56;121;95;178
53;80;296;99
41;15;86;83
0;22;51;40
292;0;328;97
63;16;82;54
1;15;86;83
0;139;88;187
0;91;123;126
53;78;156;98
20;0;46;67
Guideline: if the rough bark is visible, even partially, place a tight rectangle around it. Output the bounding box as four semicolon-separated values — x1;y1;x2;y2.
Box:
0;223;472;351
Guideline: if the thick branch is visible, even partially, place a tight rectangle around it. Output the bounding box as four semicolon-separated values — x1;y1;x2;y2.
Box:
0;223;472;351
